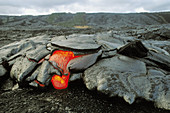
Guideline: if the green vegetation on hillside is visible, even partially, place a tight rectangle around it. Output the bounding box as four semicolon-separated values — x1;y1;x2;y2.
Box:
47;13;66;24
47;12;87;27
0;12;170;27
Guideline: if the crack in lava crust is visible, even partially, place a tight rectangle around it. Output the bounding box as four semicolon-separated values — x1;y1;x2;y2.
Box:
49;50;82;89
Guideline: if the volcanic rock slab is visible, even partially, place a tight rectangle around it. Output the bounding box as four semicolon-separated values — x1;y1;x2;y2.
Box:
51;34;101;50
0;32;170;110
83;54;170;110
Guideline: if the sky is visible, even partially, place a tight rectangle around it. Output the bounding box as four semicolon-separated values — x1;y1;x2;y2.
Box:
0;0;170;15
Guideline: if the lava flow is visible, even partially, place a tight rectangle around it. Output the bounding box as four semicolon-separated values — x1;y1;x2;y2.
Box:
49;50;82;89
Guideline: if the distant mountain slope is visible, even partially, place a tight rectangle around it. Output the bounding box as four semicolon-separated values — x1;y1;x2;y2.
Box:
0;12;170;28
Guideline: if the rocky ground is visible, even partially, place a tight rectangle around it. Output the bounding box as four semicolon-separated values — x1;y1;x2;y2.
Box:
0;80;169;113
0;24;170;113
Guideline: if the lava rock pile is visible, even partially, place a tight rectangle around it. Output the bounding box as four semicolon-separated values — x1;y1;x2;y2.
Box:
0;31;170;110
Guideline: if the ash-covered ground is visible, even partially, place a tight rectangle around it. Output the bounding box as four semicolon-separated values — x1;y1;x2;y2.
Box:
0;79;169;113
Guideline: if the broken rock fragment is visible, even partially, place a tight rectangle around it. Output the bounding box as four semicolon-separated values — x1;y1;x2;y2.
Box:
0;65;6;77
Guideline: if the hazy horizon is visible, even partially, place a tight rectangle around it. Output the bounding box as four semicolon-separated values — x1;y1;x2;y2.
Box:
0;0;170;16
1;11;170;17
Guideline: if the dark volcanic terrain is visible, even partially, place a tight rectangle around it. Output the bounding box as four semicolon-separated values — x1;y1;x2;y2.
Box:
0;12;170;113
0;12;170;27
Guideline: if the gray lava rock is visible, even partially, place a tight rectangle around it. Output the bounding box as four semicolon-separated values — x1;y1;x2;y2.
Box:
0;32;170;110
146;68;170;110
84;55;146;103
67;50;102;72
26;46;50;62
83;54;170;110
36;60;58;85
51;34;101;51
0;65;6;77
117;40;148;58
69;73;83;82
146;51;170;71
6;34;102;88
10;56;37;82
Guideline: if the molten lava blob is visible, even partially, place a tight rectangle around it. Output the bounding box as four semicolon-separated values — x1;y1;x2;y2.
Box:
49;50;82;89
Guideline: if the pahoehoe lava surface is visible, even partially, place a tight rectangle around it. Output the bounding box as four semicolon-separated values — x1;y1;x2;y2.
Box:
0;12;170;113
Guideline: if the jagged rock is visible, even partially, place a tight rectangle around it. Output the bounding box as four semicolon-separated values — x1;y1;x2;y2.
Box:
143;40;170;55
0;35;50;62
117;40;148;58
0;65;6;77
146;68;170;110
10;56;37;82
69;73;83;82
83;54;170;110
145;51;170;71
67;50;102;72
36;60;58;85
7;34;102;89
84;55;147;104
26;46;50;62
0;32;169;110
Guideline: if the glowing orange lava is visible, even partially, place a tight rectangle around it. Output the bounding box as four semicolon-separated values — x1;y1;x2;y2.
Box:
49;50;81;89
34;80;45;87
